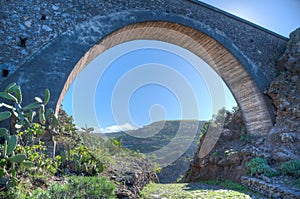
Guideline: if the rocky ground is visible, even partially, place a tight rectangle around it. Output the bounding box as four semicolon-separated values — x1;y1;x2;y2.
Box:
183;28;300;199
182;110;252;183
108;27;300;197
105;120;203;184
140;182;266;199
101;156;158;199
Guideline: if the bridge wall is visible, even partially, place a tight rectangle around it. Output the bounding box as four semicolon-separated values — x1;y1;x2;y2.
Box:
0;0;288;134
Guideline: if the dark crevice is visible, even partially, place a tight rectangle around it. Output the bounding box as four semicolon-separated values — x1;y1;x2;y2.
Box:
19;37;27;47
2;69;9;77
41;14;46;20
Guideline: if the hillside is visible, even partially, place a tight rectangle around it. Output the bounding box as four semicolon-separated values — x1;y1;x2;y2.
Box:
105;120;204;183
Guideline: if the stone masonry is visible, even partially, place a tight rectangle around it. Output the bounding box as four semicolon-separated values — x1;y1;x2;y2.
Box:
0;0;288;135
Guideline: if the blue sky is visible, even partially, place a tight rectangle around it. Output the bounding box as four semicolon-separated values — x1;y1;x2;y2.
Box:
63;41;231;132
199;0;299;37
62;0;300;133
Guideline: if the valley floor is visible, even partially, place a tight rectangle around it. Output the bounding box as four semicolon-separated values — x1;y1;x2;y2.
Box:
140;182;266;199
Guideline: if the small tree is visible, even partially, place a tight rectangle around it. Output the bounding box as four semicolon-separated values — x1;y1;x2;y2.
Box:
81;124;94;134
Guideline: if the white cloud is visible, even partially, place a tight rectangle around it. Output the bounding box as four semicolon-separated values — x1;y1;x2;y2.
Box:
101;123;137;133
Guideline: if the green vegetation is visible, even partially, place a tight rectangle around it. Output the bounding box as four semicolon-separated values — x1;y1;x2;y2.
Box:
281;160;300;179
239;126;250;142
199;121;209;140
5;83;298;198
140;182;257;199
211;107;228;126
176;175;184;183
105;120;203;183
199;179;253;193
246;157;278;177
201;106;242;133
106;120;203;154
30;176;115;199
246;157;300;183
2;176;115;199
0;83;58;195
0;83;118;198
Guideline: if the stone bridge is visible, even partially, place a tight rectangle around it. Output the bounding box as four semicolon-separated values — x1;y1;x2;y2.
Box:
0;0;288;135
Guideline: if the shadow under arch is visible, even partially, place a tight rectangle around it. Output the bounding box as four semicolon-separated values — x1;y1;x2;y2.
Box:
58;21;272;136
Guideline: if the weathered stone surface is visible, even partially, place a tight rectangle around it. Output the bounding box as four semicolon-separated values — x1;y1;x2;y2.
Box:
277;28;300;72
0;0;287;88
102;157;158;199
268;28;300;125
0;0;287;136
184;28;300;198
241;176;300;199
182;110;252;183
265;28;300;167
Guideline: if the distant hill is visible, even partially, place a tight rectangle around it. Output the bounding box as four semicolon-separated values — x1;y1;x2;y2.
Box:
105;120;205;183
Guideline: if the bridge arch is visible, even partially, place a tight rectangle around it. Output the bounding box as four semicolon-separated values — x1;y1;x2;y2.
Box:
59;21;272;135
1;2;286;135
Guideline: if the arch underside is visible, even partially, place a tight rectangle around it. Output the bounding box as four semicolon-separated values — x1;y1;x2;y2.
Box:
59;21;273;136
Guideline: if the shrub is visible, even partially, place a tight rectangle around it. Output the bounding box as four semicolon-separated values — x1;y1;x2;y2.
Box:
0;184;28;199
70;144;104;175
219;180;249;192
246;157;278;177
199;121;209;140
30;176;116;199
239;127;250;142
57;144;104;176
281;160;300;178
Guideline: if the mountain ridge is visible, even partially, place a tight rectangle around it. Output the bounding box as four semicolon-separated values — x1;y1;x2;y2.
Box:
105;120;205;183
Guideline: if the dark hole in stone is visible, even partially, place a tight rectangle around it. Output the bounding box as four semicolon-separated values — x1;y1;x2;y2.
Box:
41;14;46;20
250;39;254;43
2;69;9;77
19;37;27;47
166;8;169;13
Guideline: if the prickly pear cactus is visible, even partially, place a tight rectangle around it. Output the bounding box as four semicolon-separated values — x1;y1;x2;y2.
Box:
0;82;58;190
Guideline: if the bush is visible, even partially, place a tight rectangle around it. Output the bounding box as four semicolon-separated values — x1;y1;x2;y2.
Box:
246;157;278;177
281;160;300;178
0;184;27;199
30;176;116;199
199;121;209;139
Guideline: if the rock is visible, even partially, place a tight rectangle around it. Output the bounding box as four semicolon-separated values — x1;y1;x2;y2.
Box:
42;25;53;32
183;28;300;199
102;156;158;199
221;129;234;139
272;148;296;162
20;49;28;56
19;23;26;30
269;28;300;125
182;110;253;183
241;176;300;199
24;20;32;28
255;137;265;146
280;133;296;143
52;5;59;10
